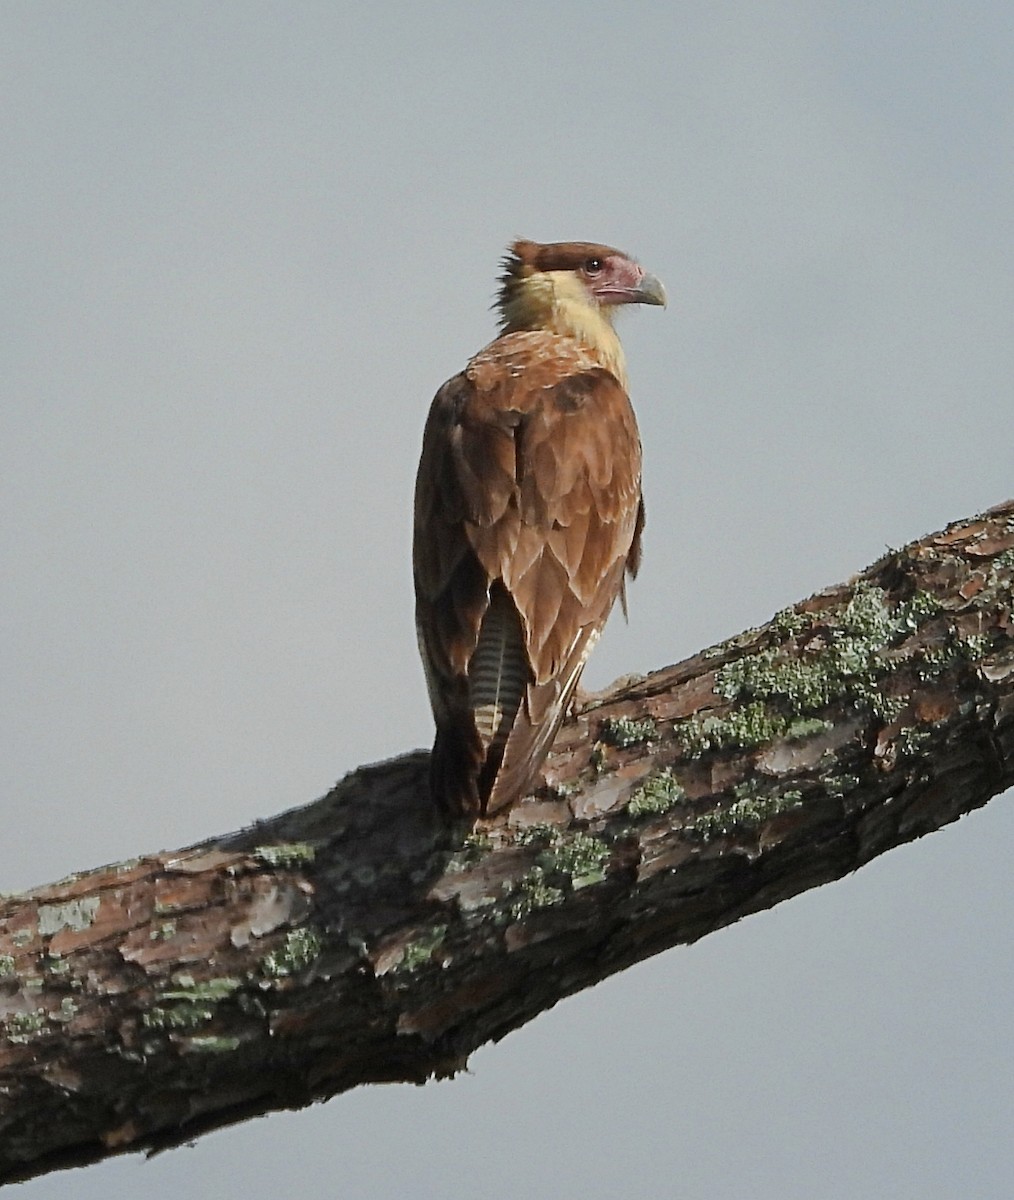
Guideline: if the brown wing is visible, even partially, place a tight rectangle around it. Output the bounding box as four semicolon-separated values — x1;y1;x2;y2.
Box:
414;333;643;818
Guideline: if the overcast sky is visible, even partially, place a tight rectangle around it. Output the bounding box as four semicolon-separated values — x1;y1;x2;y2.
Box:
3;3;1013;1197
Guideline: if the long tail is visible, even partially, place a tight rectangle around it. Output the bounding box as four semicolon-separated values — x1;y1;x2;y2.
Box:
430;585;528;818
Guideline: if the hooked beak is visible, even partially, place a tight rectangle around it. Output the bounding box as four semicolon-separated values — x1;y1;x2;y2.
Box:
630;271;667;307
598;269;667;308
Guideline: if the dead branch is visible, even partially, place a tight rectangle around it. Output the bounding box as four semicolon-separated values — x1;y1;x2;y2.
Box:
1;501;1012;1184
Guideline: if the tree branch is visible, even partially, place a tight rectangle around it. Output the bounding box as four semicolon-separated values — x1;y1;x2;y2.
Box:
2;502;1013;1184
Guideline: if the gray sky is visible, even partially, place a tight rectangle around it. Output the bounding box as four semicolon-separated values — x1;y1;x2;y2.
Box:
3;3;1012;1197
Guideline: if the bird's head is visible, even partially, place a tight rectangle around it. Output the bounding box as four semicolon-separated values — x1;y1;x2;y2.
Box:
497;239;666;330
496;240;665;383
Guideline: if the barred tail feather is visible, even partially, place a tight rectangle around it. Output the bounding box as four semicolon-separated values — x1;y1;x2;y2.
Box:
483;625;599;816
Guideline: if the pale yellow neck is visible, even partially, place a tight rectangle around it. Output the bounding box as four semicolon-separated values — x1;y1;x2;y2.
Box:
500;270;628;387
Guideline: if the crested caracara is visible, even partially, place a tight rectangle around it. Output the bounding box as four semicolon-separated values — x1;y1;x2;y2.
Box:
414;238;665;819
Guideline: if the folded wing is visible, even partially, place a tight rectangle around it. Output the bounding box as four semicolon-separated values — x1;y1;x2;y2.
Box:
413;333;643;817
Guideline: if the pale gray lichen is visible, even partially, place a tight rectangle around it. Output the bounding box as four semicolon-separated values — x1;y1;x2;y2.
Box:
37;896;101;937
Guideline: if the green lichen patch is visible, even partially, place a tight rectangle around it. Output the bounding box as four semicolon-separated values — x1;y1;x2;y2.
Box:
962;633;994;659
2;1009;48;1044
512;826;610;889
916;627;996;681
771;606;809;637
785;716;833;740
145;974;243;1032
704;583;943;738
143;1002;214;1032
512;823;560;851
508;867;565;921
51;997;79;1024
897;589;945;631
398;925;448;973
599;716;658;748
824;774;860;798
627;768;686;818
254;842;317;869
896;726;934;757
462;830;493;855
446;829;495;873
538;832;610;888
261;927;322;978
0;955;15;979
684;788;804;840
843;583;940;641
678;701;789;758
181;1035;242;1053
159;977;242;1004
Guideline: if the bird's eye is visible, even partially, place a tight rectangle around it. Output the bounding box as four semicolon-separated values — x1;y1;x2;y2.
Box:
584;258;604;276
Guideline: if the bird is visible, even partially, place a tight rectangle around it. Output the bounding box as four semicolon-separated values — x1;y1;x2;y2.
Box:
413;238;665;819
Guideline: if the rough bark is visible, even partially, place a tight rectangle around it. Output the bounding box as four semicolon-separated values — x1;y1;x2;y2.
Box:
2;502;1013;1184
